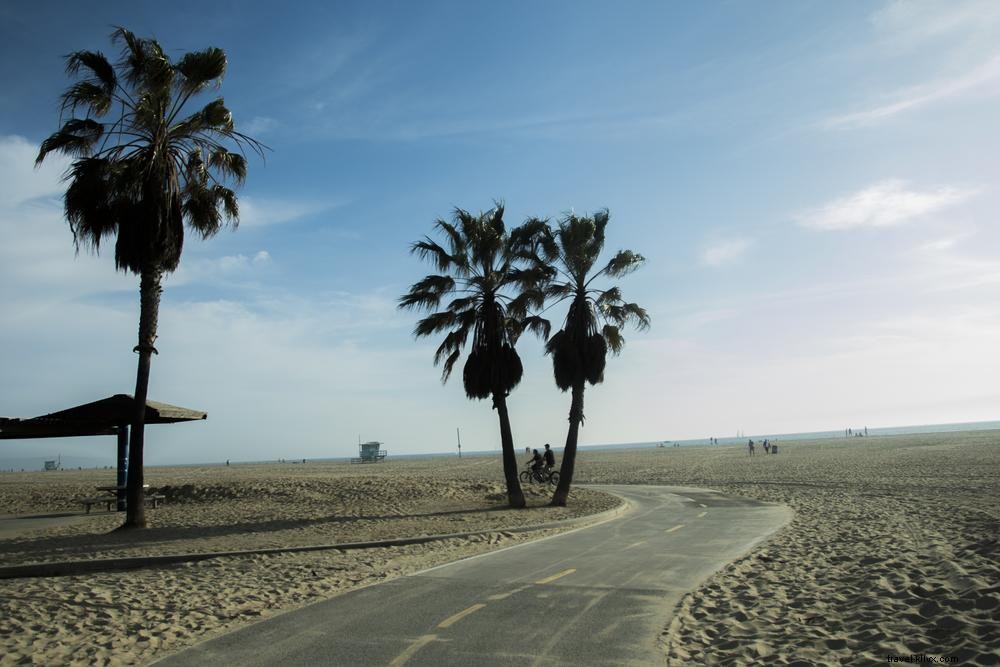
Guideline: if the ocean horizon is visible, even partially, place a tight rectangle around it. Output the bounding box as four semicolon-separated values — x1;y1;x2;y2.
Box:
3;418;998;471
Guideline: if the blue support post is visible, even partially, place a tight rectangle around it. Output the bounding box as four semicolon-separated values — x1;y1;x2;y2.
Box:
116;424;128;511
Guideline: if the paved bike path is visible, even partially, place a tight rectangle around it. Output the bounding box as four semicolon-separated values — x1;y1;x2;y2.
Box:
155;485;791;666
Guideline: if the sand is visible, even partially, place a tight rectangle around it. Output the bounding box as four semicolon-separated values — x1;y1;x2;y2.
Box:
573;431;1000;666
0;459;619;666
1;431;998;665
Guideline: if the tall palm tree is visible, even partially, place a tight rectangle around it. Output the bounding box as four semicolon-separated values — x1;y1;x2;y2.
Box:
539;210;650;506
35;27;263;529
399;204;549;508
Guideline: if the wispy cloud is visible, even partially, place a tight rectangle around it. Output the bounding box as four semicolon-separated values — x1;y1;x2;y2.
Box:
870;0;1000;47
0;134;68;206
238;196;346;228
241;116;279;136
701;238;751;267
796;179;975;231
825;55;1000;129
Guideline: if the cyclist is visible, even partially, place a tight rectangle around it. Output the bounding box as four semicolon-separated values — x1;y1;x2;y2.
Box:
526;449;544;478
543;443;556;472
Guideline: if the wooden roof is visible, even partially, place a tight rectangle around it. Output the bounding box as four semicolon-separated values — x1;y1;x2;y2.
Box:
0;394;206;439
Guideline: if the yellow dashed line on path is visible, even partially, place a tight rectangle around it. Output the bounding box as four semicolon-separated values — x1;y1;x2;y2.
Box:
487;586;527;601
624;540;647;550
697;511;708;518
437;603;487;629
664;524;685;533
389;634;438;666
535;568;577;585
698;503;707;508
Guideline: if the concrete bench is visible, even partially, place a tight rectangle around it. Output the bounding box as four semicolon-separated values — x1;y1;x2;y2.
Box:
79;493;166;513
79;496;117;513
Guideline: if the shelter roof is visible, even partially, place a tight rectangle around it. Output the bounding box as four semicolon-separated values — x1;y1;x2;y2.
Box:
0;394;206;439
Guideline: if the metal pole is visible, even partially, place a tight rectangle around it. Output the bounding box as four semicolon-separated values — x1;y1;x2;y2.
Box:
116;424;128;511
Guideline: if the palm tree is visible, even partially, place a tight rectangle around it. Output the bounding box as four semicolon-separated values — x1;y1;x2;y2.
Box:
539;210;650;506
35;27;263;529
399;204;549;508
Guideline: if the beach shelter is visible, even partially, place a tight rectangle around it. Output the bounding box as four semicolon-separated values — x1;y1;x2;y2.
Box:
0;394;206;509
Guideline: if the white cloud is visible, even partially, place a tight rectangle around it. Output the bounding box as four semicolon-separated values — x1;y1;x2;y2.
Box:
871;1;1000;46
237;196;345;228
0;135;69;206
825;55;1000;129
796;179;974;231
701;238;751;266
241;116;278;136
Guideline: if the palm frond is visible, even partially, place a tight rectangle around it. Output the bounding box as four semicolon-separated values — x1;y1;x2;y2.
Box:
60;81;114;117
413;311;457;338
398;275;456;311
63;157;117;253
410;239;456;273
594;286;622;307
603;324;625;355
521;315;551;341
507;289;545;318
65;50;116;94
601;249;646;278
446;295;477;313
208;149;247;185
440;349;462;383
175;47;227;95
36;119;105;163
509;216;549;256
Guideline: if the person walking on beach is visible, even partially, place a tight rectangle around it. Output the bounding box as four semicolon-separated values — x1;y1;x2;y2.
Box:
543;443;556;472
747;439;755;457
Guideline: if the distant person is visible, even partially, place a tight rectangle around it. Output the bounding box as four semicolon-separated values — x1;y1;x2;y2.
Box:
543;443;556;471
526;449;543;475
226;459;230;466
748;440;755;457
763;440;770;454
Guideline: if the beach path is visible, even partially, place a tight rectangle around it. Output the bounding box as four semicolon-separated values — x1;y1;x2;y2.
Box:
154;485;791;666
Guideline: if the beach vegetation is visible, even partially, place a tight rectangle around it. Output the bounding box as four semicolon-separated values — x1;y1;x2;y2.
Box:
536;210;649;505
35;27;263;528
399;203;551;508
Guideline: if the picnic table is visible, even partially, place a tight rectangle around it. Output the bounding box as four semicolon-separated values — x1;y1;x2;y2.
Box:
79;484;164;513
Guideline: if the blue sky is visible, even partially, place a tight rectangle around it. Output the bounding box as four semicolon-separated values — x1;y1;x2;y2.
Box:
1;1;999;465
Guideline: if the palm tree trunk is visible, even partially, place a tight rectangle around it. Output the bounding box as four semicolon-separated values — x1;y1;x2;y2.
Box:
122;267;162;529
493;392;526;509
551;379;585;506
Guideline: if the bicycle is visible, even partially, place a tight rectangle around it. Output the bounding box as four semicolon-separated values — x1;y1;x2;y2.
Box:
519;465;560;486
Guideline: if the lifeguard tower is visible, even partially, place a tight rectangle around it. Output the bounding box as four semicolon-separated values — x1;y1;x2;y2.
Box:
351;441;387;464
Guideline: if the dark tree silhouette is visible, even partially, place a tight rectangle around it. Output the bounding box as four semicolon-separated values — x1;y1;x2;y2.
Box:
36;27;263;528
399;204;549;508
538;210;649;506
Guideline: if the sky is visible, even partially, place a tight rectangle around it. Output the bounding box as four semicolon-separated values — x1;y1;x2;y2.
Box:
1;1;999;466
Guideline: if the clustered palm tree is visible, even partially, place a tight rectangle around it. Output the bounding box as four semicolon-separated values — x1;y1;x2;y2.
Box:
537;210;650;505
398;204;550;508
36;27;263;529
402;206;648;506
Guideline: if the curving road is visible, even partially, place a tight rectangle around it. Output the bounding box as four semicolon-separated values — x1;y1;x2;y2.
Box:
155;485;791;666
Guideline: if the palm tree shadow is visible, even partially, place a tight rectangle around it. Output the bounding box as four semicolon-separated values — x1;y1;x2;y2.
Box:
0;504;525;562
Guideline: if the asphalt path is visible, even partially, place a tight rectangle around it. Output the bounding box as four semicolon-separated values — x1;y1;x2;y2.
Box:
155;485;791;666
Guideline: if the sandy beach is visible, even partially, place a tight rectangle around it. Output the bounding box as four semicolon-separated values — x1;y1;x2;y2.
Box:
1;430;998;665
